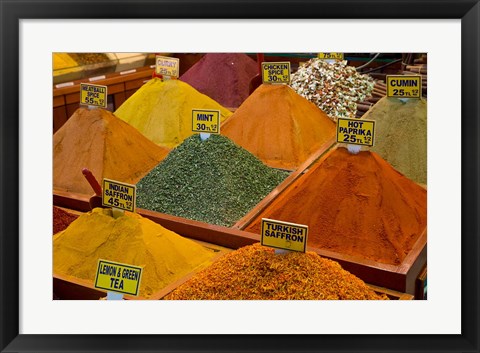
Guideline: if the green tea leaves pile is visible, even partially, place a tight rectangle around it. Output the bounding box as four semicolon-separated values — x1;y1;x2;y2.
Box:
290;59;375;120
136;135;289;227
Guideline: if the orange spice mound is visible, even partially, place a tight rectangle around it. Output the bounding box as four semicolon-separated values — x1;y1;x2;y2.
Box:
165;243;388;300
53;108;170;195
221;84;336;170
244;147;427;265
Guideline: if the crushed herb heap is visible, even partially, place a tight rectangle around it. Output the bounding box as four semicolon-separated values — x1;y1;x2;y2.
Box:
136;134;289;227
165;243;388;300
290;59;375;120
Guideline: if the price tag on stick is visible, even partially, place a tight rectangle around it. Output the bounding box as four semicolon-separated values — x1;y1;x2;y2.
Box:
80;83;107;108
261;62;291;84
337;118;376;148
102;178;136;217
318;53;344;60
155;55;180;79
386;75;421;99
95;259;143;299
192;109;220;140
261;218;308;253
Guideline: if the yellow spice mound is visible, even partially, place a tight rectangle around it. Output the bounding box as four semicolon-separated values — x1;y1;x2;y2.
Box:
222;84;336;170
114;78;232;148
53;208;216;298
53;108;170;195
166;243;388;300
53;53;78;70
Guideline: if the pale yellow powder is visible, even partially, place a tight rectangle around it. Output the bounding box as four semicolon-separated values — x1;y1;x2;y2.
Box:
114;78;232;148
53;208;216;298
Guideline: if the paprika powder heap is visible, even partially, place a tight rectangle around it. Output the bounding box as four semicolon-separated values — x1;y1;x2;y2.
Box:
114;78;232;148
244;147;427;265
222;84;336;170
180;53;258;108
53;108;170;195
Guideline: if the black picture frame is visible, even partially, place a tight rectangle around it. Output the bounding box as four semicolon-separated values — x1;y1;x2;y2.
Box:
1;1;479;352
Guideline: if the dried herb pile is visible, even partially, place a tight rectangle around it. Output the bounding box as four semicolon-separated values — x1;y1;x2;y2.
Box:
165;243;388;300
290;59;375;120
136;134;289;227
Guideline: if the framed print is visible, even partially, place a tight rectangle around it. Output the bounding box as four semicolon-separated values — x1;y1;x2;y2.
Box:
1;0;479;352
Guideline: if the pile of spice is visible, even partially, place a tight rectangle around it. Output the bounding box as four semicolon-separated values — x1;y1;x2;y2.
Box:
53;108;170;195
114;78;232;148
180;53;258;108
363;97;427;184
53;53;78;70
290;59;375;120
69;53;110;66
165;243;388;300
53;206;78;235
244;147;427;265
53;208;216;298
136;134;289;227
222;84;336;170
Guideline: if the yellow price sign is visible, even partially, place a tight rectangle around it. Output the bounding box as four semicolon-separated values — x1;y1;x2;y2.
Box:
386;75;422;98
80;83;107;108
155;55;180;78
102;179;136;212
95;259;143;296
261;218;308;253
318;53;344;60
261;62;291;84
337;118;375;147
192;109;220;134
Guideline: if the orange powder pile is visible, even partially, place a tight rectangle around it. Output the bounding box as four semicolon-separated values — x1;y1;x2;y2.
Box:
221;84;336;170
245;147;427;265
53;108;170;195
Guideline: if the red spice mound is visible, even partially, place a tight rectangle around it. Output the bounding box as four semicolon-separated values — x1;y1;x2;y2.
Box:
222;84;336;170
180;53;257;108
53;206;78;235
245;147;427;265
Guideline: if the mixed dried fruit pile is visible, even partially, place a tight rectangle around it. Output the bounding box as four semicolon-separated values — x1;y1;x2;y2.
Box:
290;59;375;120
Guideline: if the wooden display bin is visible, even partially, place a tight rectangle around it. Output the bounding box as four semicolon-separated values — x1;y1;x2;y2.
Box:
54;189;425;298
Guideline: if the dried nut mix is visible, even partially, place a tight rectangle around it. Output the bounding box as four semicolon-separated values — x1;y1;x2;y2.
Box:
290;59;375;121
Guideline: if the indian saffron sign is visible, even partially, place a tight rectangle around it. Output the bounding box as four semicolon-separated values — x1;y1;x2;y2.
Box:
102;178;136;212
95;259;142;296
261;218;308;253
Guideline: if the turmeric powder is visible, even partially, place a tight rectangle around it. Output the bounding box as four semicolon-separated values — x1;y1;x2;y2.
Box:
114;78;232;148
53;208;216;298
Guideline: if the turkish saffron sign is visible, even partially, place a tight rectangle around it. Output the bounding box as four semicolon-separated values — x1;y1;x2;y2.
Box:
261;218;308;253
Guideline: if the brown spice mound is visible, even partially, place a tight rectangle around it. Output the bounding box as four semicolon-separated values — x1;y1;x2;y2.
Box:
244;147;427;265
165;243;388;300
53;108;170;195
53;206;78;235
221;84;336;170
